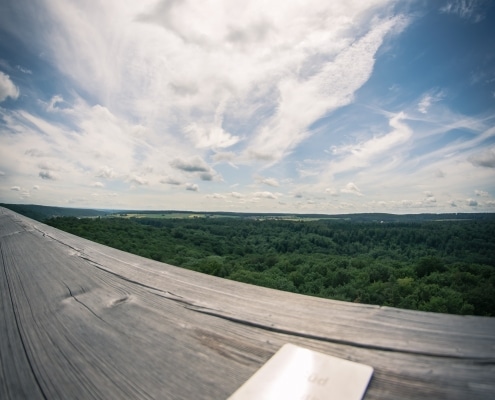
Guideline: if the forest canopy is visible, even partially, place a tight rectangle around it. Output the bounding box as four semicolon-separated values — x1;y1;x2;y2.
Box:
44;214;495;317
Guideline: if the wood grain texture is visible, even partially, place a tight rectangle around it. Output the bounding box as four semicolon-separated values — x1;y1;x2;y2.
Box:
1;207;494;399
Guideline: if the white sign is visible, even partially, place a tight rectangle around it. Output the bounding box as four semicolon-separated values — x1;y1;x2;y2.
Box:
228;343;374;400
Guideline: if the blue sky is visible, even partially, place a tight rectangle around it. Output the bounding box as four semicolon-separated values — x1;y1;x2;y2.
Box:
0;0;494;213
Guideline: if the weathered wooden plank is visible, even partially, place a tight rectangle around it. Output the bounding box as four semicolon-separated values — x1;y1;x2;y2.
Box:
1;207;494;399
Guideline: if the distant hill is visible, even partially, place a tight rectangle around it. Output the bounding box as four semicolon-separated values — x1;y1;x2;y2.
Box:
0;203;109;221
2;203;494;223
109;209;495;222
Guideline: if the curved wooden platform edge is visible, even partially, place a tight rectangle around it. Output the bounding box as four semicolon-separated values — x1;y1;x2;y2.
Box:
1;207;494;399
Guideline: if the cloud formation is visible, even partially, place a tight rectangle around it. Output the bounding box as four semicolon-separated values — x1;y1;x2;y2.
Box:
469;147;495;168
0;1;493;213
0;71;19;102
341;182;363;196
255;176;279;187
417;90;444;114
324;112;413;179
246;15;406;163
254;191;278;200
170;156;220;182
440;0;489;22
160;177;182;186
185;183;199;192
39;170;57;180
170;157;211;173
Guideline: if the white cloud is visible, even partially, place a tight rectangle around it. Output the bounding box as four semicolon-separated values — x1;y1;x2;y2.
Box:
245;15;406;163
10;186;21;191
434;169;446;178
25;149;46;158
4;0;402;167
3;101;155;187
96;166;118;180
170;156;211;173
39;170;57;180
255;176;279;187
325;112;412;179
417;95;432;114
212;152;237;163
0;1;412;212
92;181;105;188
466;198;478;206
343;113;412;157
185;122;240;149
440;0;488;23
183;101;240;149
325;188;339;196
341;182;363;196
170;156;220;182
475;189;489;197
469;147;495;168
207;193;226;200
424;196;437;204
417;90;444;114
38;161;61;172
46;95;66;112
3;1;492;214
199;172;215;181
127;175;148;186
254;191;278;199
160;177;182;185
16;65;32;74
0;71;19;102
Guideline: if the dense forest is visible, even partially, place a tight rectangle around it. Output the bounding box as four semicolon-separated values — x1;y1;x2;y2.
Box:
44;215;495;316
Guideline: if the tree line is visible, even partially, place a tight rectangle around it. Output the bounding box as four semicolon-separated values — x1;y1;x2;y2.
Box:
45;216;495;316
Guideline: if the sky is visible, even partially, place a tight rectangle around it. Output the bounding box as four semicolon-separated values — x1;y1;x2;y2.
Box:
0;0;494;214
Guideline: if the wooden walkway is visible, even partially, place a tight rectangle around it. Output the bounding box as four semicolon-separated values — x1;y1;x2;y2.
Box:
1;207;494;399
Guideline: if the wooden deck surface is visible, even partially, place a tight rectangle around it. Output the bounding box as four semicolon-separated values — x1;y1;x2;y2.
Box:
1;207;494;399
